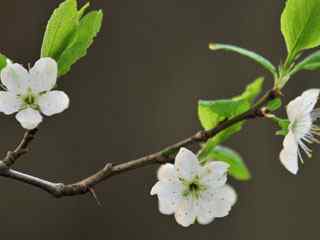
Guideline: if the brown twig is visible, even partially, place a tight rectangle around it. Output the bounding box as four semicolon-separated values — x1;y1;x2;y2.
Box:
0;89;280;198
3;129;38;167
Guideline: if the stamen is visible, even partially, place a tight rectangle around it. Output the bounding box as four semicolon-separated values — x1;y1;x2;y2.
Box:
311;125;320;134
311;108;320;120
298;140;312;158
297;148;304;163
305;130;320;143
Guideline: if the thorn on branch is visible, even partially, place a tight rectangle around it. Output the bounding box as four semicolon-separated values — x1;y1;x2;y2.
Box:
89;187;102;206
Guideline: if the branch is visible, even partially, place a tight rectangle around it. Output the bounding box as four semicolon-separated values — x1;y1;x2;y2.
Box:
3;129;38;167
0;89;280;198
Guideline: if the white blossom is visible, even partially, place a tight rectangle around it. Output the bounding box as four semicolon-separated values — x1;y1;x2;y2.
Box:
0;58;69;129
280;89;320;175
150;147;237;227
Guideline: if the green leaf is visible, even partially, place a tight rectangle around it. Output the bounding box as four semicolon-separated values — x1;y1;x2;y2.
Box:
0;53;7;72
78;2;90;18
281;0;320;63
198;99;249;130
266;98;282;111
233;77;264;103
41;0;79;60
198;78;264;159
198;122;244;159
199;145;251;181
57;10;103;76
272;117;290;136
291;50;320;74
209;43;277;77
198;77;264;130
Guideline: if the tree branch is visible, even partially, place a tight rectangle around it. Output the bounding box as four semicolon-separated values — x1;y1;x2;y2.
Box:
3;129;38;167
0;89;280;198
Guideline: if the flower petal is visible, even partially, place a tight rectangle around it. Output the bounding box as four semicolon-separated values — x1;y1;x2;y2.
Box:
200;161;229;189
196;192;216;225
157;163;178;183
38;91;69;116
16;108;42;130
174;197;196;227
217;185;237;206
0;91;22;114
287;89;320;122
175;148;200;181
300;89;320;113
292;114;312;140
210;185;237;218
280;131;299;175
0;63;29;94
158;198;176;215
29;58;57;93
151;181;183;215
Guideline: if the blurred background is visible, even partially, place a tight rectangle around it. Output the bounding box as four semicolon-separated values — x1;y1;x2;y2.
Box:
0;0;318;239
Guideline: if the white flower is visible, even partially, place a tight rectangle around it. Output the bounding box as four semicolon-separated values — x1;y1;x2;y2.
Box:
150;147;237;227
0;58;69;130
280;89;320;175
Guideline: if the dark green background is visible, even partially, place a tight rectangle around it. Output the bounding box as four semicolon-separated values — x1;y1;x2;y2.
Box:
0;0;318;239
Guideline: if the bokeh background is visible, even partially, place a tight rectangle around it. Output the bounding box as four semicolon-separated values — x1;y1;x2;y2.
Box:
0;0;318;239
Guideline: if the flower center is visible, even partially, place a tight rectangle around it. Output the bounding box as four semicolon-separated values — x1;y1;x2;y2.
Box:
23;94;36;105
21;90;38;109
189;182;199;192
182;176;206;199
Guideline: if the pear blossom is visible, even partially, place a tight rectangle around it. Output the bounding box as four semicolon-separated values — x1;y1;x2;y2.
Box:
151;147;237;227
0;58;69;130
280;89;320;175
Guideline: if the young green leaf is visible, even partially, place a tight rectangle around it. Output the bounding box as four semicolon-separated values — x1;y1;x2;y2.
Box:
209;43;277;77
198;77;264;130
0;53;7;72
272;117;290;136
281;0;320;64
266;98;282;112
57;10;103;76
198;99;249;130
199;145;251;181
290;50;320;74
233;77;264;103
78;2;90;18
198;77;264;158
41;0;79;59
198;123;244;160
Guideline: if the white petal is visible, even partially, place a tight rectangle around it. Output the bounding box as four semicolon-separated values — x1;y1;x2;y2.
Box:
287;89;320;122
196;191;216;225
174;197;196;227
200;161;229;189
196;185;236;222
157;163;178;183
150;181;161;196
280;131;299;175
151;181;183;215
15;108;42;130
150;181;183;202
175;148;200;181
300;89;320;113
0;91;22;114
158;198;176;215
0;63;29;94
210;185;237;218
291;114;312;140
38;91;69;116
217;185;237;206
29;58;57;93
